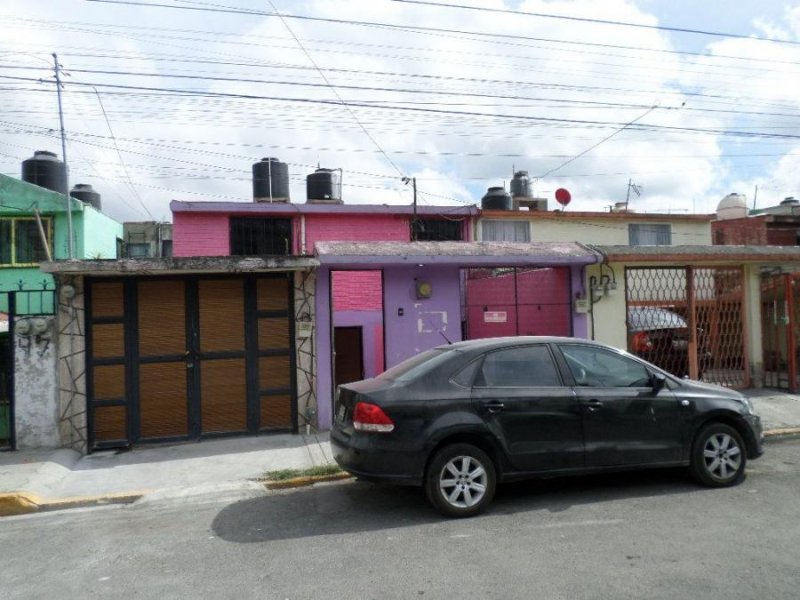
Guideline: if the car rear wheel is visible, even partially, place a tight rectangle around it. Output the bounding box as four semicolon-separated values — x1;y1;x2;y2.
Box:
425;444;496;518
690;423;746;487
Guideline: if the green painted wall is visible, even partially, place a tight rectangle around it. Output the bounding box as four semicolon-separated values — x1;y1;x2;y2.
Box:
0;174;121;299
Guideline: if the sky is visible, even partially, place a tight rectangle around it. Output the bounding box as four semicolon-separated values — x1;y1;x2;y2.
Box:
1;0;799;223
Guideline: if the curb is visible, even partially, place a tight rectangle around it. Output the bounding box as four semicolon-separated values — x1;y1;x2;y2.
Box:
764;427;800;439
0;491;145;518
264;472;351;490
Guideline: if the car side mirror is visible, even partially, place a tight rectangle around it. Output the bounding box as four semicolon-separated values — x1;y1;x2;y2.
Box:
651;372;667;393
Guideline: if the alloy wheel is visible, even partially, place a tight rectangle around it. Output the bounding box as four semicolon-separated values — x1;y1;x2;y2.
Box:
702;432;742;481
438;455;488;508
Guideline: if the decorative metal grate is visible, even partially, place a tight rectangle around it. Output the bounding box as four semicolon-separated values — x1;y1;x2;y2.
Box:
626;266;748;388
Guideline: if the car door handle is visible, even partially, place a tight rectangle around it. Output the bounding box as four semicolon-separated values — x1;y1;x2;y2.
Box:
585;399;603;412
484;401;505;414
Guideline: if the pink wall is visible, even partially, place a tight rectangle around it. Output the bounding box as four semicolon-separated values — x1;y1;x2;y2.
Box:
173;212;229;257
305;214;410;251
332;271;383;311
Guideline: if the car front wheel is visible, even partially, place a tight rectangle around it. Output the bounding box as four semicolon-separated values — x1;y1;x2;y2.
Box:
690;423;746;487
425;443;496;518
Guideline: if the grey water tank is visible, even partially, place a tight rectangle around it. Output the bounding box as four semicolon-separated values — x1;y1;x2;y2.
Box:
253;157;290;202
510;170;531;199
306;168;342;204
481;186;513;210
70;183;102;211
22;150;67;195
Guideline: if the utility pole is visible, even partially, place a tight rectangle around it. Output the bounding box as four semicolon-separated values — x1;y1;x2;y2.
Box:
412;177;417;241
53;53;74;259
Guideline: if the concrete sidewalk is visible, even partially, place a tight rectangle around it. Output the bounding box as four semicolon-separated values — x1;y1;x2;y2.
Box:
2;389;799;517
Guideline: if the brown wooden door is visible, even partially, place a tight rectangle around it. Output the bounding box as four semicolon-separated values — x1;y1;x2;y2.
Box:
334;326;364;387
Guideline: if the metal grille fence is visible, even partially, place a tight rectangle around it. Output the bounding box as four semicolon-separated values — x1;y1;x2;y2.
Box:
626;266;748;388
1;288;57;450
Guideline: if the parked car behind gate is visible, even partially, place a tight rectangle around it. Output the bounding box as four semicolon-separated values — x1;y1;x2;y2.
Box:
331;337;763;518
628;306;712;379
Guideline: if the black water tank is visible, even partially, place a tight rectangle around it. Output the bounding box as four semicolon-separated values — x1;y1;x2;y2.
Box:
481;186;513;210
252;157;290;202
22;150;67;195
306;168;342;203
510;170;531;198
70;183;102;211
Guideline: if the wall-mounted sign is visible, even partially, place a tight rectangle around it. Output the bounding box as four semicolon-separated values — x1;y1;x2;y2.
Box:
483;311;507;323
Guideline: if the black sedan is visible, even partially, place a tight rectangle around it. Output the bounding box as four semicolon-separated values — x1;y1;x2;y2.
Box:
331;337;763;518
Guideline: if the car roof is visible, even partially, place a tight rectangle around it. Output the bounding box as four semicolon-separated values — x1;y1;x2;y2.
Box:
438;336;610;353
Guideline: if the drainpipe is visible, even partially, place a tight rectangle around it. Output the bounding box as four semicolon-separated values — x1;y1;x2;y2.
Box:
300;214;307;255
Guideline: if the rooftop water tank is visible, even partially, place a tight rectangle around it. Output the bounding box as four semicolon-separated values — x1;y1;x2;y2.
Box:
306;167;343;204
481;186;513;210
253;157;290;202
22;150;67;195
510;170;531;199
716;193;747;220
70;183;102;211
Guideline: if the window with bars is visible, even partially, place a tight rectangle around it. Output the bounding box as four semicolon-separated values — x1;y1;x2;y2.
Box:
230;217;292;256
0;217;51;266
628;223;672;246
481;220;530;242
411;218;463;241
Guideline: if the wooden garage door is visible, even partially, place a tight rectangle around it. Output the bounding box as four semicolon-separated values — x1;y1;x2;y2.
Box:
87;275;295;450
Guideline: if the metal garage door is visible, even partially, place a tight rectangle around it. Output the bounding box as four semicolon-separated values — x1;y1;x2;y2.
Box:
87;274;295;450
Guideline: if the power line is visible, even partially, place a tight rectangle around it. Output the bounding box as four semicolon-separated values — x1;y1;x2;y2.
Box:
389;0;800;46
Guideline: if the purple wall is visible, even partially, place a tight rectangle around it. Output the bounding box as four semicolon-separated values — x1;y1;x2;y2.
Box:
383;265;464;368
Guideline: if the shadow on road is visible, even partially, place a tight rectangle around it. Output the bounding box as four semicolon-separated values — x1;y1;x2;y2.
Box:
212;467;705;543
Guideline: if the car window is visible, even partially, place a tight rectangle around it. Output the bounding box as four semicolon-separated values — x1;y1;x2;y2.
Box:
451;358;482;387
476;345;562;387
377;348;452;382
560;344;651;388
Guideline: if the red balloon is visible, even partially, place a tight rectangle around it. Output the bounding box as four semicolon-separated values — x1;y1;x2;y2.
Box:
555;188;571;206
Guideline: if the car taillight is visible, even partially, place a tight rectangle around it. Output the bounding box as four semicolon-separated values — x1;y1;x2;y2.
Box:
632;331;653;353
353;402;395;433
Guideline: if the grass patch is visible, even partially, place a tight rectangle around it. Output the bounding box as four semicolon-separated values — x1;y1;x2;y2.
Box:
263;464;344;481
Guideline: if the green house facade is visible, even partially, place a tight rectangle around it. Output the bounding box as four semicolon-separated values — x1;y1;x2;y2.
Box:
0;173;122;306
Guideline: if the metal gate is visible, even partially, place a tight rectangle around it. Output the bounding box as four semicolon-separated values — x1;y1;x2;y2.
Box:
761;272;800;391
463;267;572;339
626;266;748;388
87;274;296;450
0;288;56;450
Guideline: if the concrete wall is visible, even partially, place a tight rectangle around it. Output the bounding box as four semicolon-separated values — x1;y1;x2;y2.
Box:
77;207;123;259
478;214;712;245
13;315;59;448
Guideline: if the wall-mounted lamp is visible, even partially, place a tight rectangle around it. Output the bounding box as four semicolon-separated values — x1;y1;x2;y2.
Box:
60;283;76;300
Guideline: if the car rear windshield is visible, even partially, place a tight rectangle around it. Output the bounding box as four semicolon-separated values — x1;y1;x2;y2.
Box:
377;348;453;382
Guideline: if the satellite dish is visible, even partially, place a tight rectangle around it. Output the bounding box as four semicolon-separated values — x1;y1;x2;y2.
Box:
555;188;571;206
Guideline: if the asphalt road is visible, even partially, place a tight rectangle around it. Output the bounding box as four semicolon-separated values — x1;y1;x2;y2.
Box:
2;438;799;600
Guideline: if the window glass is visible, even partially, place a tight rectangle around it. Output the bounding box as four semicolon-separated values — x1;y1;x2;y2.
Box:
560;344;651;387
451;357;481;387
127;243;151;258
481;220;530;242
412;219;463;241
377;348;451;382
15;220;48;264
0;220;11;264
230;217;292;255
477;345;561;387
628;223;671;246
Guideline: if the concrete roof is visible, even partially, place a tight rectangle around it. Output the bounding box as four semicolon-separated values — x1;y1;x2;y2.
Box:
481;209;713;222
40;255;319;276
170;200;478;216
315;241;599;267
596;244;800;263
